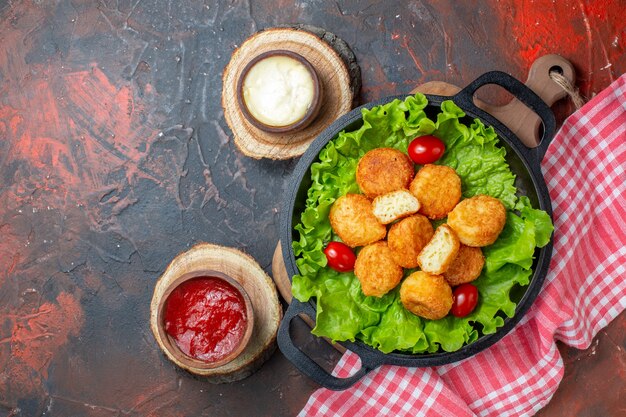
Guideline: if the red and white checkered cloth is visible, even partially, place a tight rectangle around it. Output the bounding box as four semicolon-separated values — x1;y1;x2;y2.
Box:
299;74;626;417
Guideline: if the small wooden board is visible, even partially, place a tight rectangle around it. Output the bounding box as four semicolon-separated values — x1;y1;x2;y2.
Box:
151;243;281;383
222;27;356;160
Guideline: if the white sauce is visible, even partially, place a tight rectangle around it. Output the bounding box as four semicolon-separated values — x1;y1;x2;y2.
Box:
242;55;315;127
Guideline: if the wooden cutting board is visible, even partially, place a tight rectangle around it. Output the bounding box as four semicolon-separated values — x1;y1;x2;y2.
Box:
271;54;575;353
413;54;575;148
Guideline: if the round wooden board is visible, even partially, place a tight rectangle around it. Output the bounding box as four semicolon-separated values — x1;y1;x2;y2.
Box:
271;241;295;304
150;243;281;383
222;27;354;160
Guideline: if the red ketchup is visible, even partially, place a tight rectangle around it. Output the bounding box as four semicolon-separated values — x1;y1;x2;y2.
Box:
164;276;248;363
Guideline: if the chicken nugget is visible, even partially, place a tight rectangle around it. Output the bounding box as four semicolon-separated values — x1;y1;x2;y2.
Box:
329;194;386;247
354;241;403;297
372;189;420;224
409;164;462;219
417;224;460;274
387;214;434;268
356;148;414;198
400;271;453;320
443;245;485;286
447;195;506;247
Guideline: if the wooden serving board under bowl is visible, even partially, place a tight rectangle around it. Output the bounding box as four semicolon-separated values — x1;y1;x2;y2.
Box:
222;25;360;160
271;54;575;353
151;243;282;382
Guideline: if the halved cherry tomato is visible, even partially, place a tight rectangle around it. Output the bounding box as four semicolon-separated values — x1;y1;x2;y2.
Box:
451;283;479;318
323;241;356;272
407;135;445;164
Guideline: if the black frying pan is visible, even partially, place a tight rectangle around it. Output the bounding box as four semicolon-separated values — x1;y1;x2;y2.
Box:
278;71;555;390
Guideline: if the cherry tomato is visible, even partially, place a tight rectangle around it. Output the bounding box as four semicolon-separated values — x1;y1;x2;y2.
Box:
407;135;445;164
451;283;479;318
323;241;356;272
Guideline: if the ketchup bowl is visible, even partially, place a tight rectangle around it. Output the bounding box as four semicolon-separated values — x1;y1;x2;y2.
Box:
150;243;281;382
154;269;255;371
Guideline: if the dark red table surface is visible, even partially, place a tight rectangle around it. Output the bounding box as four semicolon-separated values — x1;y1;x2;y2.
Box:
1;1;625;416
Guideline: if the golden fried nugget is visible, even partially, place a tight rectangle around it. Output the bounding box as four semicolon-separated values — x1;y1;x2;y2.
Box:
356;148;414;198
400;271;453;320
409;164;462;219
447;195;507;247
354;241;403;297
329;194;386;247
443;245;485;286
417;224;460;274
387;214;434;268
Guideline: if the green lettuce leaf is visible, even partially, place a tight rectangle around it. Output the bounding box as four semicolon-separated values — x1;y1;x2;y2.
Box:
517;196;554;247
311;274;381;341
423;315;477;353
359;294;428;353
291;94;553;354
483;197;554;273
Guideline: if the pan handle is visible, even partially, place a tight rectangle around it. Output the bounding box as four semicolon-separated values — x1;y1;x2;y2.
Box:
451;71;556;164
277;298;379;391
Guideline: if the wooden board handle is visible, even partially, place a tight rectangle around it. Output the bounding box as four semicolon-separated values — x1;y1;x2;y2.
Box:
414;54;575;148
